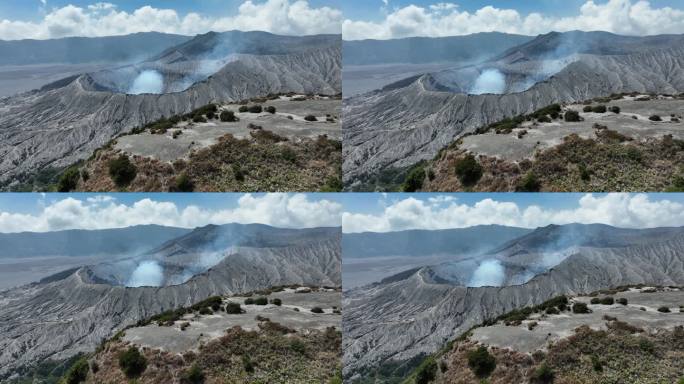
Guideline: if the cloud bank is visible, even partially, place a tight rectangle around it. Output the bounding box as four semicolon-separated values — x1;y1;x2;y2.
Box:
0;0;342;40
0;193;342;233
343;0;684;40
342;193;684;233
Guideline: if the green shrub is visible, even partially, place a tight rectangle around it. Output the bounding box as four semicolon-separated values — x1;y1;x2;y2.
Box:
545;307;559;315
206;111;215;120
281;147;297;163
649;115;662;121
270;298;282;306
225;302;242;314
118;347;147;378
573;302;591;313
531;362;554;383
182;363;205;384
564;110;581;122
198;307;212;315
304;115;318;122
254;297;268;305
220;111;237;122
415;356;438;384
592;105;607;113
241;355;255;373
579;164;591;181
174;173;194;192
617;298;628;305
583;105;593;112
610;106;621;113
193;115;207;123
657;306;671;313
265;106;276;114
517;172;540;192
590;298;600;304
455;154;483;186
467;346;496;377
290;339;306;354
600;297;614;305
311;307;324;313
248;105;263;113
244;298;255;305
537;115;552;123
320;175;343;192
402;163;426;192
108;155;137;187
238;105;249;113
58;166;81;192
62;356;89;384
591;355;603;372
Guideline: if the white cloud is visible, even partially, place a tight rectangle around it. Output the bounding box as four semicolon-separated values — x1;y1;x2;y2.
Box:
0;0;341;40
342;0;684;40
342;193;684;233
0;194;342;233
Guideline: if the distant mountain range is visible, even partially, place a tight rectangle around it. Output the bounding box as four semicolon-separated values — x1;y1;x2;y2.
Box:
0;32;191;66
0;224;190;258
0;223;341;380
343;32;532;65
343;30;684;188
343;223;684;381
343;225;531;258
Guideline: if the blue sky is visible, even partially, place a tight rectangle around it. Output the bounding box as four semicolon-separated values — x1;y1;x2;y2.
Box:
341;0;684;22
0;193;344;232
342;193;684;232
1;0;340;21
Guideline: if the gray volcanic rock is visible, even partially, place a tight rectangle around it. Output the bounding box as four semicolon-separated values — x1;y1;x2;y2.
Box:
0;224;341;379
0;32;341;186
342;224;684;380
343;32;684;187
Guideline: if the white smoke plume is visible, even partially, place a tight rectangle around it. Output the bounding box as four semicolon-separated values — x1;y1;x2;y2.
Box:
469;69;506;95
468;259;505;287
128;70;164;94
127;260;164;287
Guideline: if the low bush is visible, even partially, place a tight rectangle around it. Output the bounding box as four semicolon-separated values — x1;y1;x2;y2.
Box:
573;302;591;313
592;105;607;113
181;364;205;384
220;111;237;122
225;302;242;314
617;298;628;305
289;339;306;354
467;346;496;377
242;355;255;373
516;172;541;192
415;356;438;384
192;115;207;123
564;110;581;122
311;307;324;313
610;106;621;113
537;115;552;123
265;106;276;114
244;298;255;305
454;154;483;186
174;173;194;192
531;362;554;383
304;115;318;122
402;162;426;192
590;298;601;304
62;356;89;384
270;298;282;306
58;166;80;192
254;297;268;305
238;105;249;113
583;105;593;112
649;115;662;121
118;347;147;378
600;297;614;305
248;105;263;113
657;306;671;313
108;155;137;187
